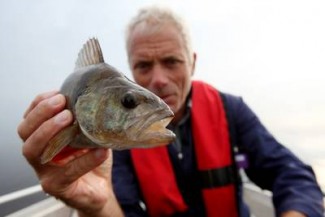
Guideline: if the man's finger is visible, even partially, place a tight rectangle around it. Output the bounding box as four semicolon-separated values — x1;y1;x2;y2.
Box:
22;109;73;165
23;91;58;118
18;94;66;141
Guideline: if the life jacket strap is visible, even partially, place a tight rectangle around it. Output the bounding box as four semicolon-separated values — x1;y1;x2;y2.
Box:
199;165;236;189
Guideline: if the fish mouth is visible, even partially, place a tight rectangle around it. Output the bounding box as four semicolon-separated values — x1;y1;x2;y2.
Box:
145;116;173;133
131;109;176;146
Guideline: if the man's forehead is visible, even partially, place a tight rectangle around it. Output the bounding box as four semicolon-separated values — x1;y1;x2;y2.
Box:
130;23;183;45
129;26;186;57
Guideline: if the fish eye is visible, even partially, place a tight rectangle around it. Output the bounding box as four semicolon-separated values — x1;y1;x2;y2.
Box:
121;92;138;109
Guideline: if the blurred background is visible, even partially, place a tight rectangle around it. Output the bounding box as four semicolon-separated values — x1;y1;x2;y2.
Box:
0;0;324;215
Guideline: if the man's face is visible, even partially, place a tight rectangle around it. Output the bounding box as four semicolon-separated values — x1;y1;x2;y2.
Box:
128;23;195;122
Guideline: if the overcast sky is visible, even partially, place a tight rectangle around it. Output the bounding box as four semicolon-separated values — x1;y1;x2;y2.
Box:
1;0;324;190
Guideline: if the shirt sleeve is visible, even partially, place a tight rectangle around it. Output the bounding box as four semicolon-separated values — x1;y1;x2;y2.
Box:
112;150;148;217
224;93;324;216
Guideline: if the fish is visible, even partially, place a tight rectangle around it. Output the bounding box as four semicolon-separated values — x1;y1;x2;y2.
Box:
40;38;176;164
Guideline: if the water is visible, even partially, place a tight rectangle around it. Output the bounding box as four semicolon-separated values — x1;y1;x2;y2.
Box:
312;160;325;193
0;141;48;216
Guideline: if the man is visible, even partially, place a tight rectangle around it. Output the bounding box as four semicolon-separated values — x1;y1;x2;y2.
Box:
17;6;323;217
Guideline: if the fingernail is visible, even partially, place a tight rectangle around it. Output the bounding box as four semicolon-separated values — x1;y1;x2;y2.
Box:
48;95;63;106
54;110;70;124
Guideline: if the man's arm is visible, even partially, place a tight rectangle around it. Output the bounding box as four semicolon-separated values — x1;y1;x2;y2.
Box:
78;190;124;217
281;211;307;217
223;93;324;216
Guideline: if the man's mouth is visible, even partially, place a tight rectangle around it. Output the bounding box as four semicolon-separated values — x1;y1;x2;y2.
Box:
160;94;173;103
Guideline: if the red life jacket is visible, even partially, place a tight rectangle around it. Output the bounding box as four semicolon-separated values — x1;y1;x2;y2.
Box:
131;80;238;217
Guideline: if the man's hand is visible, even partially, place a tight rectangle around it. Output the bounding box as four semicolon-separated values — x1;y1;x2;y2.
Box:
17;91;124;217
281;210;306;217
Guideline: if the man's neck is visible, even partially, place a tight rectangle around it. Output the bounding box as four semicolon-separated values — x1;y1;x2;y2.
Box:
170;89;192;126
171;103;187;125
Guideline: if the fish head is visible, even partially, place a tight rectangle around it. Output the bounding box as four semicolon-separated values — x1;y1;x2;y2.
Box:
75;75;176;149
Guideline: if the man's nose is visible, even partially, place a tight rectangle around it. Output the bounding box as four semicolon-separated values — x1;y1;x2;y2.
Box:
150;64;168;88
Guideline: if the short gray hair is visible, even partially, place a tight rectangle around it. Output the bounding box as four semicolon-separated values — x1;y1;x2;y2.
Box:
125;6;194;64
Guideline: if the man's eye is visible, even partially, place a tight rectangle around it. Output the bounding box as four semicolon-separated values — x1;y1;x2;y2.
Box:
135;62;151;70
163;58;180;67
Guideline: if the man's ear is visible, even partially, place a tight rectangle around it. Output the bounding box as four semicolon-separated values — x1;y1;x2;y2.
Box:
191;52;197;76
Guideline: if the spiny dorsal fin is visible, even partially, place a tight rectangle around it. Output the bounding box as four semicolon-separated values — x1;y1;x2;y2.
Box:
75;38;104;69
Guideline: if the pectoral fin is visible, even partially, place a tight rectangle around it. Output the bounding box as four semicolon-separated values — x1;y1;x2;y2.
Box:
41;124;79;164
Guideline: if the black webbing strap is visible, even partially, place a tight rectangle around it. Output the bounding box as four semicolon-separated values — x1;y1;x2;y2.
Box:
220;92;241;215
199;165;236;189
